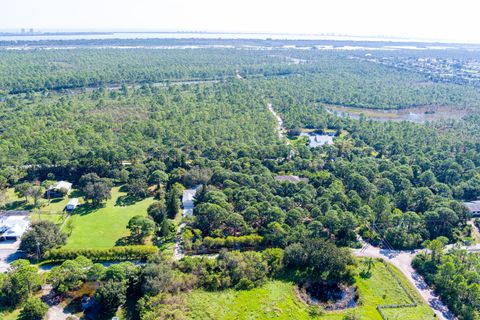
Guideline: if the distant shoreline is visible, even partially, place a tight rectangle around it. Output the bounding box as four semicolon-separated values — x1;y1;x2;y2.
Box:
0;31;477;45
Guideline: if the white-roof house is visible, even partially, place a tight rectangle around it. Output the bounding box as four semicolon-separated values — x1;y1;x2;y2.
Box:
464;201;480;217
50;181;72;192
66;198;79;211
0;214;30;240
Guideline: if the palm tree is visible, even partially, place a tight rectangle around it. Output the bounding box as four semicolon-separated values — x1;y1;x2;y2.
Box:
364;257;375;273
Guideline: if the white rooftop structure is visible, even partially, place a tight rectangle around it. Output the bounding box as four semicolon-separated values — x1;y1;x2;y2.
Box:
182;185;202;217
0;215;30;240
464;201;480;216
66;198;79;211
50;180;72;192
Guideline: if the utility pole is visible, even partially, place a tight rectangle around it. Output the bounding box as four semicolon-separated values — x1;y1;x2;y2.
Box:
36;240;40;263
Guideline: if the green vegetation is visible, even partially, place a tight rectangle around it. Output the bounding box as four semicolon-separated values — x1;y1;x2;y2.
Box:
65;187;154;248
185;260;433;320
4;39;480;319
0;308;20;320
186;281;317;320
413;246;480;319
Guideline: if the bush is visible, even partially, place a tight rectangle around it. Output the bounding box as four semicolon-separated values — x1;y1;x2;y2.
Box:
20;220;67;257
19;297;48;320
202;234;263;250
95;280;127;317
44;245;157;261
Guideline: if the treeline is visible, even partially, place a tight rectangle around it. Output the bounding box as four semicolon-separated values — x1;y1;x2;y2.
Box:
413;245;480;319
45;245;158;261
0;48;302;93
2;48;480;113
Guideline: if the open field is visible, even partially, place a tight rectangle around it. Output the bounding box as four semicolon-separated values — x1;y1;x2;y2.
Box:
64;187;154;248
3;185;155;248
185;260;433;320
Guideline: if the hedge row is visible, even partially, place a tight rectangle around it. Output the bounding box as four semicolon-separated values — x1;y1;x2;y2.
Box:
203;235;263;250
44;245;158;261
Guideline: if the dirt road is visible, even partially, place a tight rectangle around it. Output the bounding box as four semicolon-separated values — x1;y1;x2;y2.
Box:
267;103;285;139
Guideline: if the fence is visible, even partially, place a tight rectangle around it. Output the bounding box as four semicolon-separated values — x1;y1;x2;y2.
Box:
376;260;418;319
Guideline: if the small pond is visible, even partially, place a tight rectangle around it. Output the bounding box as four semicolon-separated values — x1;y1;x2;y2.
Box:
300;282;357;311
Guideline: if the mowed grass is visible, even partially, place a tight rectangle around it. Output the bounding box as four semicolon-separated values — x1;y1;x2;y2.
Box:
185;260;434;320
64;187;154;248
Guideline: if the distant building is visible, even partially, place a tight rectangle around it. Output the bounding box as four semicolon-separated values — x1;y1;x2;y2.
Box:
47;180;72;198
66;198;79;211
0;211;30;241
274;175;309;183
464;201;480;216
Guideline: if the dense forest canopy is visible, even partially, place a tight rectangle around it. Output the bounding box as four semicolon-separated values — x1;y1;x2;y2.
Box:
1;46;480;110
2;40;480;319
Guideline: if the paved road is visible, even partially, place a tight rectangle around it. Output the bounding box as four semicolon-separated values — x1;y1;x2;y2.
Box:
0;240;24;272
173;185;202;260
353;244;455;320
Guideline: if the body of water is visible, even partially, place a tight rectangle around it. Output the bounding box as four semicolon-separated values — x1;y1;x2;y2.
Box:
0;32;451;43
326;105;471;123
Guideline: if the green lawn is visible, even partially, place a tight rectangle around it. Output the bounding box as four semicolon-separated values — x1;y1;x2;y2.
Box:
185;260;434;320
0;308;20;320
64;187;154;248
5;186;80;225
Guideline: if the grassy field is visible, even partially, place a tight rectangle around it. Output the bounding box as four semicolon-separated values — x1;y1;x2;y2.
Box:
64;187;154;248
0;308;20;320
185;260;434;320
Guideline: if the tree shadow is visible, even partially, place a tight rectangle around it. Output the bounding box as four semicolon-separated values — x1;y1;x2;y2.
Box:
359;270;372;279
69;190;83;198
115;195;139;207
115;236;140;246
5;200;32;210
63;296;84;315
73;203;104;216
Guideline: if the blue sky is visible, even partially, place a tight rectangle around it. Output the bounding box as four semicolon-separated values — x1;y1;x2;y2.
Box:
3;0;480;43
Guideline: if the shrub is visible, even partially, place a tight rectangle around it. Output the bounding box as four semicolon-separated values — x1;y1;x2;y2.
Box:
44;245;157;262
202;234;263;250
19;297;48;320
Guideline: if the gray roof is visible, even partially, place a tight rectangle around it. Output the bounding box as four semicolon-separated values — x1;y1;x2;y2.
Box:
49;180;72;191
0;215;30;238
464;201;480;212
274;175;309;183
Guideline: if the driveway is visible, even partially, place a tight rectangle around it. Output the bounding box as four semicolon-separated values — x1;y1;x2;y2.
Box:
173;185;202;260
0;240;24;272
